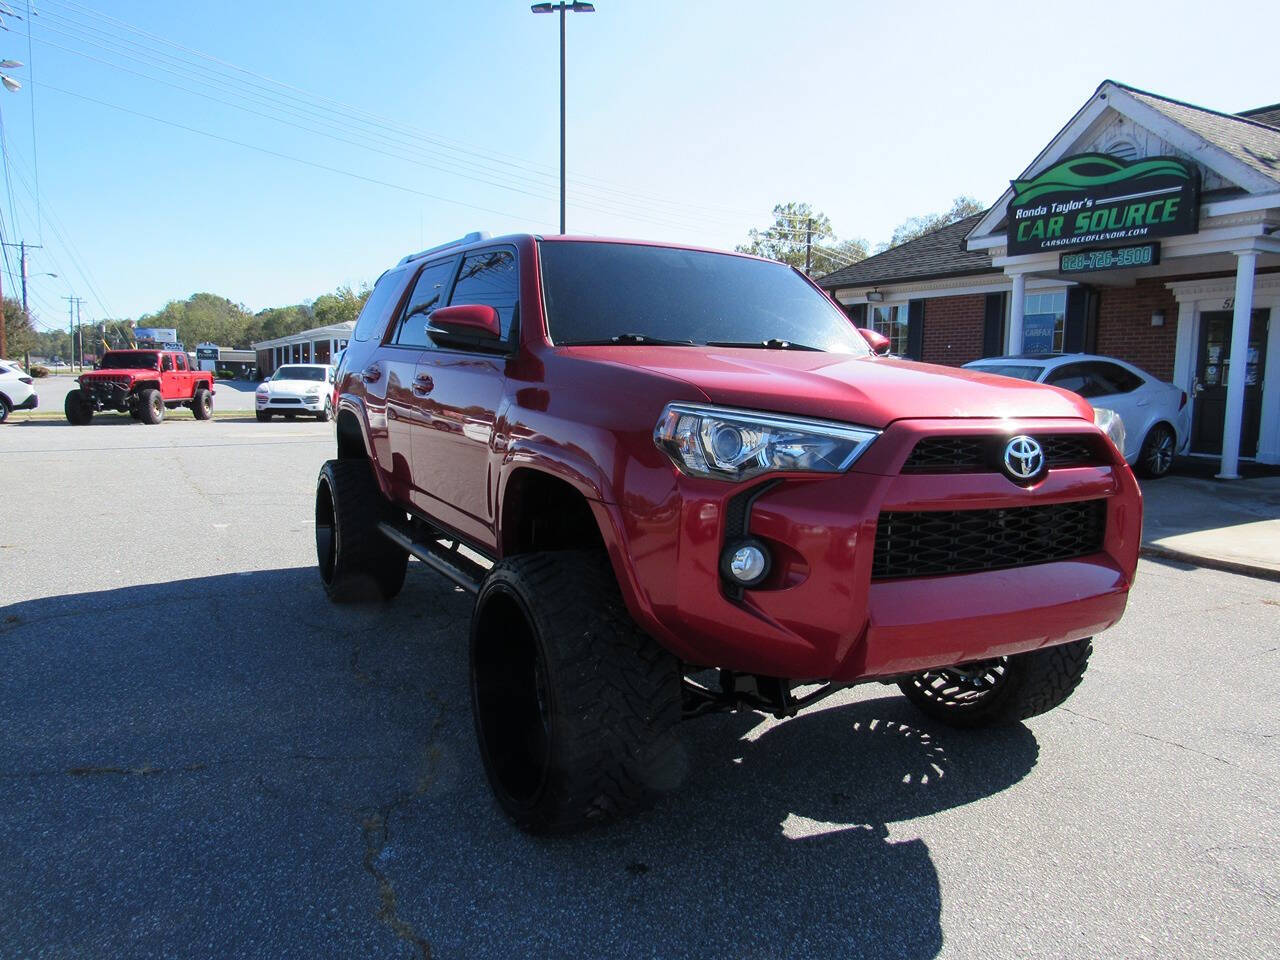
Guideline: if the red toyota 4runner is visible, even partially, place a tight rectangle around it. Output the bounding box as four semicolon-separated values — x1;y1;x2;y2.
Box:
66;349;215;424
316;233;1142;832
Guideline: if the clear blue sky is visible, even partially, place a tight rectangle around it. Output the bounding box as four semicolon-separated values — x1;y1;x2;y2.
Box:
1;0;1277;330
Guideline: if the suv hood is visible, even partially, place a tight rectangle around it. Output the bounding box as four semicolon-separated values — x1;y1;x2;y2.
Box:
566;347;1093;427
81;368;156;380
262;379;326;392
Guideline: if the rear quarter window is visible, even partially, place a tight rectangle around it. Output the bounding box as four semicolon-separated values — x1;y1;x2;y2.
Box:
353;267;412;342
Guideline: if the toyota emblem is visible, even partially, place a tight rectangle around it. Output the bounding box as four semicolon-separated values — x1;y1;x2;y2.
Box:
1002;435;1045;482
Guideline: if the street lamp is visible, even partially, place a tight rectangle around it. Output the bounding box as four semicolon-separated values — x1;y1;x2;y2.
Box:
530;1;594;235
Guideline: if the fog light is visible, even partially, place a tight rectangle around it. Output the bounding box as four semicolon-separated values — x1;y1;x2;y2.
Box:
721;540;770;588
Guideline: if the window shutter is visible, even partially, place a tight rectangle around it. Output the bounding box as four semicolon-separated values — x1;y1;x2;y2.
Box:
906;300;925;360
982;292;1007;357
1064;287;1095;353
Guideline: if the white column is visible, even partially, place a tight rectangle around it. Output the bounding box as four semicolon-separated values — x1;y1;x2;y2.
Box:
1171;300;1196;393
1216;251;1257;480
1007;273;1026;354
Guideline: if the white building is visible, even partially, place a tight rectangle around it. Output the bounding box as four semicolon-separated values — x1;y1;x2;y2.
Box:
252;322;353;376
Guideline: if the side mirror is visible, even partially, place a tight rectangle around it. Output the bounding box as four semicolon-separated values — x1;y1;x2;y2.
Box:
429;304;501;340
858;327;892;356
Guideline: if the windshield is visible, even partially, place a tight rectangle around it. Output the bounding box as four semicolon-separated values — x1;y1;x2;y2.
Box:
272;365;327;382
966;364;1045;382
539;241;870;355
100;351;159;370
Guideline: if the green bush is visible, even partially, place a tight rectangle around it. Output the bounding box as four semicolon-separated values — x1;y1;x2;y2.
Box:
215;368;236;380
30;365;50;378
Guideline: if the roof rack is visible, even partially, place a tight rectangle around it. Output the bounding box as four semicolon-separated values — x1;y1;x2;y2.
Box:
397;231;490;265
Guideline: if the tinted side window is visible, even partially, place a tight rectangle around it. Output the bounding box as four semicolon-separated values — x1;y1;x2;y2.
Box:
161;354;174;372
175;353;188;371
448;248;518;342
1092;362;1143;394
1045;363;1089;395
393;259;457;348
353;267;410;343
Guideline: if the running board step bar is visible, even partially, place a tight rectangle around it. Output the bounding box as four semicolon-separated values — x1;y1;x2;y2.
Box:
376;521;486;594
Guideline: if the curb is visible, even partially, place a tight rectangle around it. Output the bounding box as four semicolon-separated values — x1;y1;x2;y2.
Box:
1139;544;1280;584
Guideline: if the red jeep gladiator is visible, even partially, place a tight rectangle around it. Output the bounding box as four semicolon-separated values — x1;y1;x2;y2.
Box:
66;349;215;424
315;233;1142;832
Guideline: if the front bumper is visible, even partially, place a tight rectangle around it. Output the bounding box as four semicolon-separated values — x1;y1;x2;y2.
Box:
257;394;326;412
78;380;132;410
602;417;1143;683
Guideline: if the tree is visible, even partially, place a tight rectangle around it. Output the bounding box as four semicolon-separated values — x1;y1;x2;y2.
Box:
882;195;986;250
3;297;36;360
137;293;255;349
311;284;369;329
737;202;868;277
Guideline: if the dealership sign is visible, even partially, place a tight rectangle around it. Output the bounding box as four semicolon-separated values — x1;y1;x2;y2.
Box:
1007;153;1199;256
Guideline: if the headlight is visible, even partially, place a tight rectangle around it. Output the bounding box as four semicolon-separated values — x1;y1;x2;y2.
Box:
654;403;879;482
1094;406;1126;453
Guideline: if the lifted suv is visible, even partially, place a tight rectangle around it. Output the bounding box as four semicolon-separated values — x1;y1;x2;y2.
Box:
67;349;215;424
316;233;1142;832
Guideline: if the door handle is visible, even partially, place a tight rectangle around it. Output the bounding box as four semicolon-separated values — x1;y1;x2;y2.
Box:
361;366;381;384
412;373;434;396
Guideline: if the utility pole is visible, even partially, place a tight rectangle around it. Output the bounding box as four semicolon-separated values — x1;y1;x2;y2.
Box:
804;218;813;276
1;240;47;361
64;295;84;371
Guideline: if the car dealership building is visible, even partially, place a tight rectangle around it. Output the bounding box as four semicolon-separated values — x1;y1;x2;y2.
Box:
819;81;1280;476
252;322;353;378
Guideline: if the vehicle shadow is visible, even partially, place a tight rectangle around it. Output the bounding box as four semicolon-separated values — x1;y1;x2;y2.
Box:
0;565;1038;960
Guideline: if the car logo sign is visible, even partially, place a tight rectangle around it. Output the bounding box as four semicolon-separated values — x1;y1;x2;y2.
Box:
1003;435;1045;482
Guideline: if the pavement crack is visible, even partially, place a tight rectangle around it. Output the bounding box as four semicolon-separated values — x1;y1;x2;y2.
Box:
1060;707;1249;772
357;692;447;960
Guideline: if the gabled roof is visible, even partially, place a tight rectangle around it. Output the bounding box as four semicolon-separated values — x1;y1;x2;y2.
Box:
1116;83;1280;181
967;80;1280;248
817;213;995;290
1238;104;1280;130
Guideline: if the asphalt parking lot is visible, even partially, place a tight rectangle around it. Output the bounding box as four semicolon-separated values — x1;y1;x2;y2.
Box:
2;418;1278;959
27;375;260;414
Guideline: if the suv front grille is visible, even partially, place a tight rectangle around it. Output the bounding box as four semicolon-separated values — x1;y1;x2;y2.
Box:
871;499;1106;580
901;434;1106;473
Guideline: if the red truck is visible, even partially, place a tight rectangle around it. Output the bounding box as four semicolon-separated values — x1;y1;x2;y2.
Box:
66;349;215;425
315;233;1142;832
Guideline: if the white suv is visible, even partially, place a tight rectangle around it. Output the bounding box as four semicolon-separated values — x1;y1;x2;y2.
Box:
255;364;335;421
0;360;37;422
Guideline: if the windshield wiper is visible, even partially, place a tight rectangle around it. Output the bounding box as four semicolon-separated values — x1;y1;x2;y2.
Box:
705;338;822;351
563;333;695;346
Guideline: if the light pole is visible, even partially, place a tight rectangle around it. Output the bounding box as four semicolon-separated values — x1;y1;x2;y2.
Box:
0;59;21;358
530;2;594;235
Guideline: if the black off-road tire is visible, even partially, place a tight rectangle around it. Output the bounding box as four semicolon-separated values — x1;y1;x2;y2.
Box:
129;406;142;420
192;387;213;420
314;459;408;603
470;551;683;834
898;638;1092;728
1135;423;1176;479
64;389;93;425
256;411;271;422
139;388;164;425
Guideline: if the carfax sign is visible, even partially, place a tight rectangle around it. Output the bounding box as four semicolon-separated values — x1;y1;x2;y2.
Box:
1006;153;1199;256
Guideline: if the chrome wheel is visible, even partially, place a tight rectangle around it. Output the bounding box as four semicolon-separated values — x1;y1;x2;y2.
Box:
1139;425;1175;478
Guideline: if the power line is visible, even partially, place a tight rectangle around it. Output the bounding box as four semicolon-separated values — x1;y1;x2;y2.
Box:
37;0;767;224
23;0;42;244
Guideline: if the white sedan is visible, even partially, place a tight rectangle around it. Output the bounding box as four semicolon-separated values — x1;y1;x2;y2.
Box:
255;364;335;422
963;353;1191;478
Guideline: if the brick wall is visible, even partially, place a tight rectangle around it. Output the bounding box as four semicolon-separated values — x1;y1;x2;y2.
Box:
921;294;986;367
1093;279;1180;381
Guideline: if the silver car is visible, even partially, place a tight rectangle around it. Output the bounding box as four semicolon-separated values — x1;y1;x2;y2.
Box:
963;353;1191;478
